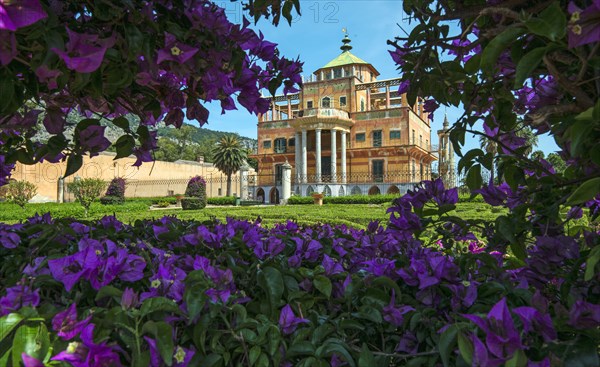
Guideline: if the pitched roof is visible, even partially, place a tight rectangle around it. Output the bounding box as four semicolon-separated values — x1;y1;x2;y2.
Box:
321;51;370;69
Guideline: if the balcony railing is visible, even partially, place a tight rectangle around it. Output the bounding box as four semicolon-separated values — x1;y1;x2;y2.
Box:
298;108;351;120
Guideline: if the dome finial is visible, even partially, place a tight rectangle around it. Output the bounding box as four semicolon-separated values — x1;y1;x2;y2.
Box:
341;28;352;52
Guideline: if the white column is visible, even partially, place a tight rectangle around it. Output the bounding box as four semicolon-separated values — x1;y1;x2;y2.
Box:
341;132;347;183
295;131;301;183
331;129;337;183
301;129;307;183
281;161;292;205
315;128;322;183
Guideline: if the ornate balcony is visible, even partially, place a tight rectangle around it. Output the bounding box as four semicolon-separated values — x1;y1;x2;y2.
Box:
291;108;354;130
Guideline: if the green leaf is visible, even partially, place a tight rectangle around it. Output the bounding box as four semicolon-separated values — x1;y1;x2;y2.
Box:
566;178;600;205
64;154;83;178
563;336;600;366
113;116;131;131
142;321;174;366
257;267;284;318
506;349;528;367
0;313;24;342
585;246;600;281
318;339;356;367
457;332;473;365
287;341;315;357
466;164;483;192
481;28;526;75
249;345;262;366
95;285;123;302
140;297;182;318
358;343;375;367
514;47;547;88
0;78;15;114
439;325;459;367
525;2;566;41
313;275;332;298
12;323;50;367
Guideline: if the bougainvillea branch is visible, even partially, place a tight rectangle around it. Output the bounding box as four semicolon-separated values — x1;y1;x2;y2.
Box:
0;0;303;181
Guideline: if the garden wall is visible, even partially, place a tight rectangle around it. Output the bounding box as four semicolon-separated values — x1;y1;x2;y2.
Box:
11;152;250;202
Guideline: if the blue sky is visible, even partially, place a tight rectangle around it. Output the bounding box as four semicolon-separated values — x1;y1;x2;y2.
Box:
200;0;559;155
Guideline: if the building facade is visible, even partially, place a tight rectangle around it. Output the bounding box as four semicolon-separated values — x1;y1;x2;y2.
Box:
250;35;437;204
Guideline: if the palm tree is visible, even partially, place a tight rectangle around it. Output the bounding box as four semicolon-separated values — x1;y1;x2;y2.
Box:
479;134;498;183
212;136;247;197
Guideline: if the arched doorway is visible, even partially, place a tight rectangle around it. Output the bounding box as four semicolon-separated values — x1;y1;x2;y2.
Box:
269;187;280;204
306;185;315;196
368;186;381;195
387;185;400;195
324;185;332;197
256;188;265;203
351;186;362;195
339;186;345;196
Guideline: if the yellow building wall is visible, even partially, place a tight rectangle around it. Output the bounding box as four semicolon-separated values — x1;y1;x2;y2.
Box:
12;152;247;202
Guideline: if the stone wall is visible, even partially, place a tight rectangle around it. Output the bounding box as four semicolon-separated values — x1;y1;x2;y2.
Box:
11;152;249;202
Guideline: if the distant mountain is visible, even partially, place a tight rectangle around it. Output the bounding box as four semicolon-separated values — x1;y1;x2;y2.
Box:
34;116;257;163
157;123;257;151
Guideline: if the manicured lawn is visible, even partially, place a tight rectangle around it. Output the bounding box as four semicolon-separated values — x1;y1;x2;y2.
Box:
0;199;502;229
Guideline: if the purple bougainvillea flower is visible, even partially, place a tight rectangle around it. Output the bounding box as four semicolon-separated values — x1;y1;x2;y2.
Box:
52;324;122;367
77;125;111;155
568;0;600;48
52;27;115;73
0;0;47;31
471;333;490;367
322;254;344;276
395;331;418;354
0;229;20;248
157;33;199;64
383;290;414;327
0;30;16;65
398;79;410;94
48;252;88;292
474;181;509;206
463;298;522;360
43;107;66;135
423;99;439;120
566;206;583;220
21;354;44;367
568;300;600;329
0;283;40;316
35;64;62;89
121;287;139;310
388;43;408;66
512;306;557;342
279;304;309;335
145;337;195;367
52;303;92;340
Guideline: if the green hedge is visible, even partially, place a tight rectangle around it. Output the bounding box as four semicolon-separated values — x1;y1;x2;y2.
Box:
207;196;237;206
288;194;400;205
181;197;206;210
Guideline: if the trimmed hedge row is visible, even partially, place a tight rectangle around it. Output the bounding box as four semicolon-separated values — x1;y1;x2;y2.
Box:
288;194;400;205
207;196;237;206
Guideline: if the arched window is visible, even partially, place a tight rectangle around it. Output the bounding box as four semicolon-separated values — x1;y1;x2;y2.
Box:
360;98;365;112
322;97;331;108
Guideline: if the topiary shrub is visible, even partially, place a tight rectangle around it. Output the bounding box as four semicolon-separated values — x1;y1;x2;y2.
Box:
181;197;205;210
101;177;126;205
5;180;37;208
182;175;206;210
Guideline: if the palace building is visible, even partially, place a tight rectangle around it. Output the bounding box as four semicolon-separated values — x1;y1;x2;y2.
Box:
250;35;439;204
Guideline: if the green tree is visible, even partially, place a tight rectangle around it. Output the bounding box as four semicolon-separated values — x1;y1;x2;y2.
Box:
68;178;106;216
5;180;37;209
547;153;567;174
212;136;247;197
531;150;545;161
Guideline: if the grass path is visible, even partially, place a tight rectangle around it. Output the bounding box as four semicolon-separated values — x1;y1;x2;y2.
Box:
0;199;501;229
